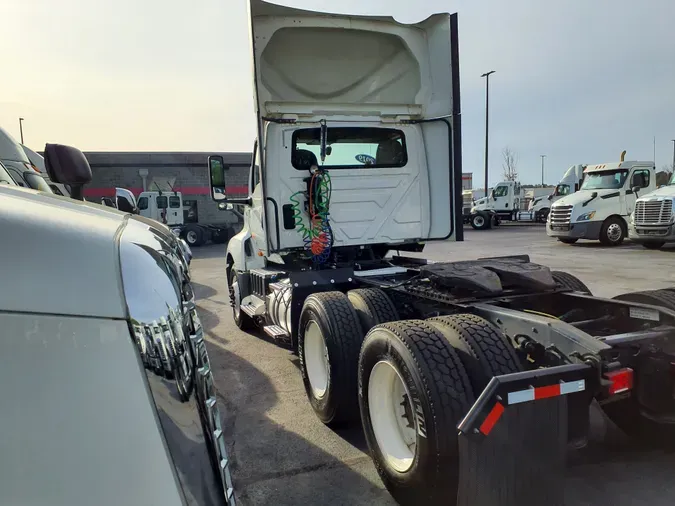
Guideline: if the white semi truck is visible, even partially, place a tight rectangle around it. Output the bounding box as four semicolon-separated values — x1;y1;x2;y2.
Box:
547;154;656;245
628;171;675;249
207;3;675;505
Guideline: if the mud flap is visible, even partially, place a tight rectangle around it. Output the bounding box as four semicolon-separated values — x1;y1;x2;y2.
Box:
456;364;592;506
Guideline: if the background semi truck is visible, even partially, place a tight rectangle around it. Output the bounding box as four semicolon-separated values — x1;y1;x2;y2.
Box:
209;2;675;505
548;153;656;245
628;171;675;249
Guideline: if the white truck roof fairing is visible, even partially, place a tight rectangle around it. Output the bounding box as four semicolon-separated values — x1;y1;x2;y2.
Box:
249;0;455;120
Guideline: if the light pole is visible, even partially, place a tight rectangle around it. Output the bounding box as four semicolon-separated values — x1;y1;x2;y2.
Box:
481;70;495;199
671;139;675;171
540;154;546;186
18;117;25;144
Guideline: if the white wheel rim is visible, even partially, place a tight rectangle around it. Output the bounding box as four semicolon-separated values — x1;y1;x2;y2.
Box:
474;216;484;227
232;279;241;317
186;230;197;244
304;321;329;399
607;223;622;242
368;360;417;473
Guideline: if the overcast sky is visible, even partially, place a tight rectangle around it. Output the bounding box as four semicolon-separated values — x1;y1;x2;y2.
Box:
1;0;674;186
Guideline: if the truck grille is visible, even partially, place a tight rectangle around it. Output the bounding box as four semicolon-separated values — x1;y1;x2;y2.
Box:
634;199;673;226
550;205;572;226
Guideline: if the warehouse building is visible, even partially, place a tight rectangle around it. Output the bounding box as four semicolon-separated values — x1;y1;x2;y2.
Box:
83;151;251;226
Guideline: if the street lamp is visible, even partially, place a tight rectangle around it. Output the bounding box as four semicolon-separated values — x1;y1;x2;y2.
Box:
481;70;495;199
540;155;546;186
671;139;675;171
18;117;25;144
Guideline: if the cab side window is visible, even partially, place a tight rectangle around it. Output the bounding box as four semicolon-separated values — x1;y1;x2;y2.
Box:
494;185;509;197
631;169;650;189
138;197;149;210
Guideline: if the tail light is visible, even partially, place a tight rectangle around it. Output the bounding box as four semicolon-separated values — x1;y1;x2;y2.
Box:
605;368;634;395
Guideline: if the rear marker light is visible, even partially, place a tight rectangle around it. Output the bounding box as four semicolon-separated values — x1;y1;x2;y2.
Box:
606;368;633;395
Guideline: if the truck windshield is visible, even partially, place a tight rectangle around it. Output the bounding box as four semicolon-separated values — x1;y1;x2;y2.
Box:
581;169;628;190
554;184;570;196
669;172;675;185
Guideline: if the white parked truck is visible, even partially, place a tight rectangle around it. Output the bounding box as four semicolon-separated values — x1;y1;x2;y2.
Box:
101;186;240;247
547;153;656;245
209;2;675;505
469;180;523;229
628;171;675;249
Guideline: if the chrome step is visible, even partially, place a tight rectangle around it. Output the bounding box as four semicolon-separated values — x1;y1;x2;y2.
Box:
269;282;290;291
263;325;290;339
240;295;265;317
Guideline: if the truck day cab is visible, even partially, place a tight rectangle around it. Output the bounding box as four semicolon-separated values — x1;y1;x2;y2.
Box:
208;2;675;505
547;156;655;245
628;171;675;249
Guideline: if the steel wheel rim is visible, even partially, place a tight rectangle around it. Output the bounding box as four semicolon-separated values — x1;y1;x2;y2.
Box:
368;360;417;473
231;278;241;319
607;223;622;242
304;321;329;399
474;215;485;227
186;230;197;244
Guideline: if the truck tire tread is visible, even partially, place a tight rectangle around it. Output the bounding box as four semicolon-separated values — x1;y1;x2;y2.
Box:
358;320;474;506
347;288;399;332
299;291;364;425
428;314;522;394
551;271;592;294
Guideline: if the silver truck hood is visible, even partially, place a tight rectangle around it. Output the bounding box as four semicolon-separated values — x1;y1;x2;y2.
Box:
636;185;675;200
0;185;181;318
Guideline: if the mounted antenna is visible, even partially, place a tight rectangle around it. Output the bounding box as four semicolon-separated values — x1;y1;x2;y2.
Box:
168;180;178;195
154;182;163;196
319;119;327;163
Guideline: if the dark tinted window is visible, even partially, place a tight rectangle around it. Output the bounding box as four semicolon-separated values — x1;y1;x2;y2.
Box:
23;172;54;193
0;163;16;185
6;167;26;187
169;196;181;208
156;196;168;209
292;127;407;170
138;196;149;210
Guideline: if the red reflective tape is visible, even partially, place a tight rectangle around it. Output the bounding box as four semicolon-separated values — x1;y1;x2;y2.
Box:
479;402;505;435
535;384;561;400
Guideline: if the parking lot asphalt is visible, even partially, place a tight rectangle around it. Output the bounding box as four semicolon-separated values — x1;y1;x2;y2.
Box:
192;223;675;506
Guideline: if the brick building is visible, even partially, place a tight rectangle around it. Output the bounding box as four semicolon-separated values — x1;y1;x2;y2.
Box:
82;151;251;226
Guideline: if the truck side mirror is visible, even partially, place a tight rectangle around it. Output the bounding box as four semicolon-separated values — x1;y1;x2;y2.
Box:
44;143;92;201
209;155;227;201
547;194;552;200
490;189;496;201
631;185;640;194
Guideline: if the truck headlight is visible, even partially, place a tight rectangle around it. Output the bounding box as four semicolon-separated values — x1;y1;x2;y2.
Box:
470;207;477;214
577;211;596;222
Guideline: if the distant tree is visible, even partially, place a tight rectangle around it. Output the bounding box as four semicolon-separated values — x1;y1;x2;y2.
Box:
656;171;672;186
502;147;519;181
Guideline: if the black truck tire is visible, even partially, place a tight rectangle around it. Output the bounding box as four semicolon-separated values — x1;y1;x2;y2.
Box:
347;288;400;332
613;289;675;311
229;270;254;330
599;216;626;246
427;314;522;393
183;224;205;247
557;237;578;244
551;271;592;294
358;320;475;506
298;291;364;426
470;212;490;230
